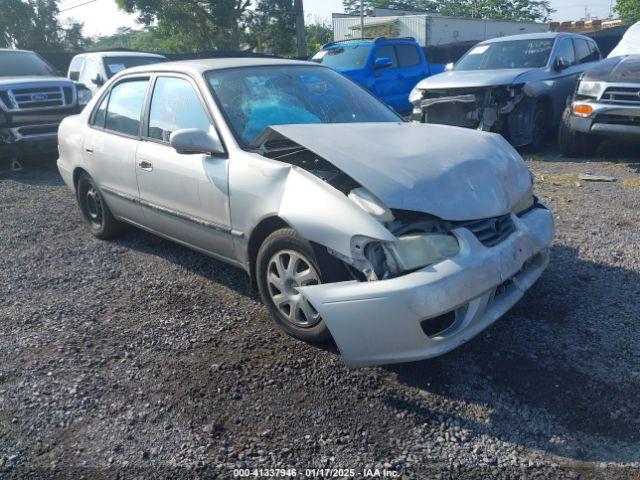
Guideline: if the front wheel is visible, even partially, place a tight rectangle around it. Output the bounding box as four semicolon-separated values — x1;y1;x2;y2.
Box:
558;106;600;158
256;228;333;342
76;172;123;239
526;102;550;153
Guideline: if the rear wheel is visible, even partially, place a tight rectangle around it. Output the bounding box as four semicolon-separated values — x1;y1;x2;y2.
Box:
256;228;340;342
558;106;600;158
76;172;123;239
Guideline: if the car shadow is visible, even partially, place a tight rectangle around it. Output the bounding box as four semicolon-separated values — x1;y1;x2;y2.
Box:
117;225;640;464
383;244;640;463
525;137;640;163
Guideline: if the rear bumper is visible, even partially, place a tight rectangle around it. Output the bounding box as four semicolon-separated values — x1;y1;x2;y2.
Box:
300;207;554;368
569;100;640;137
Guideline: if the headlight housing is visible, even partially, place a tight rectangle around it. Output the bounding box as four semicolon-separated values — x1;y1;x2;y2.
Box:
364;233;460;279
389;233;460;272
577;80;606;99
77;86;93;107
513;187;535;215
409;87;423;105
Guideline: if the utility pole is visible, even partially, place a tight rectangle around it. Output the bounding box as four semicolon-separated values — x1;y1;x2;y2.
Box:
360;0;365;38
294;0;307;58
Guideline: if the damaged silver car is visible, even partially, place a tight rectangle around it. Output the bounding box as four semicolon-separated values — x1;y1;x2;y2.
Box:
410;33;602;151
57;58;554;367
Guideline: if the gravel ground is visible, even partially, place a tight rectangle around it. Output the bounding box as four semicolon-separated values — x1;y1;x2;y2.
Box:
1;143;639;479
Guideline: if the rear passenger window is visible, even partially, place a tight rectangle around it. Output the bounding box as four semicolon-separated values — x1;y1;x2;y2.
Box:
396;45;421;67
104;79;148;136
373;45;398;68
574;39;593;64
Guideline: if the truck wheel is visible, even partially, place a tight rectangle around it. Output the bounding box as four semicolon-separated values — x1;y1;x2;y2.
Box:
76;172;124;239
256;228;341;343
558;106;600;158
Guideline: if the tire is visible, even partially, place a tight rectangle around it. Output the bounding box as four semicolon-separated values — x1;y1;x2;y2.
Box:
76;172;123;240
558;106;600;158
526;102;550;153
256;228;340;343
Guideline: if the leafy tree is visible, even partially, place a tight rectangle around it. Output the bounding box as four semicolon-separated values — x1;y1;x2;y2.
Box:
1;0;91;50
342;0;439;15
115;0;255;51
90;26;179;52
342;0;553;22
615;0;640;24
306;20;333;53
439;0;553;22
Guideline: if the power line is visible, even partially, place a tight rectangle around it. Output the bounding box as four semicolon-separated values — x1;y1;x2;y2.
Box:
59;0;100;13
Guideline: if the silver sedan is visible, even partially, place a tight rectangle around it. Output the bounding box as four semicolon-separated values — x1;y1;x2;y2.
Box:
57;58;554;368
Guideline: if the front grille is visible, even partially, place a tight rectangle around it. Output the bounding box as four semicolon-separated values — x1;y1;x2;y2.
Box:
15;124;59;136
455;213;516;247
0;84;75;111
601;86;640;104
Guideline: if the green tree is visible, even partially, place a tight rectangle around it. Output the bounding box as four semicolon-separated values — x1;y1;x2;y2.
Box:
1;0;91;50
306;20;332;53
615;0;640;23
342;0;439;15
342;0;553;22
115;0;255;51
91;26;175;52
439;0;553;22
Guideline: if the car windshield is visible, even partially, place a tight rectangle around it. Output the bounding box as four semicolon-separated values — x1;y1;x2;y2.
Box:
310;44;373;69
0;51;58;77
206;65;401;147
455;39;555;70
103;56;165;78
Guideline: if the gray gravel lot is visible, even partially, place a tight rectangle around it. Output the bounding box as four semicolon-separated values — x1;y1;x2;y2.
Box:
1;144;639;479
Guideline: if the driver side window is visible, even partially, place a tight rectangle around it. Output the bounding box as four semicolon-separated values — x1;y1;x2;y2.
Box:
147;76;212;142
555;38;576;67
372;45;398;68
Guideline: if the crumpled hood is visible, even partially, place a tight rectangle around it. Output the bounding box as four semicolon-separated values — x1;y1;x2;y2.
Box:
269;122;532;221
0;76;73;87
414;68;532;90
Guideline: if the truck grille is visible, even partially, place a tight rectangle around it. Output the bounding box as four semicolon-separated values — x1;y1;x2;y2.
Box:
601;86;640;105
455;213;515;247
0;84;75;111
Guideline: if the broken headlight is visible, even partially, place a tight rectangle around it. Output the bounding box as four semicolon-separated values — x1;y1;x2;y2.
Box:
408;87;424;105
513;187;535;215
577;81;606;99
365;233;460;279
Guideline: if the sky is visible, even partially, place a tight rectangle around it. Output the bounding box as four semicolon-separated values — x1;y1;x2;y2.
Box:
60;0;617;38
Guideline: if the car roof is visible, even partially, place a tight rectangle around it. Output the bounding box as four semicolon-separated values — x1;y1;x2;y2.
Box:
119;57;317;76
480;32;593;44
73;51;167;59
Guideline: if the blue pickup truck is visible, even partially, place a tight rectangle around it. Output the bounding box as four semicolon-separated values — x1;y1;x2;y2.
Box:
311;37;445;115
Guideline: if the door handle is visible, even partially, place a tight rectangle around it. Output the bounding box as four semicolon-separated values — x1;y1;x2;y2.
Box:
138;160;153;171
85;148;93;154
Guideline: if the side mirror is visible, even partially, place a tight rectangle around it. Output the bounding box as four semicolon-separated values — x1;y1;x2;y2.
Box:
91;74;104;86
170;128;225;156
554;57;569;71
444;62;454;72
374;56;393;70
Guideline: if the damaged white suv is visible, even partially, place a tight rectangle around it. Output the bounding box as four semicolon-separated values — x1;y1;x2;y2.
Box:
57;58;554;368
